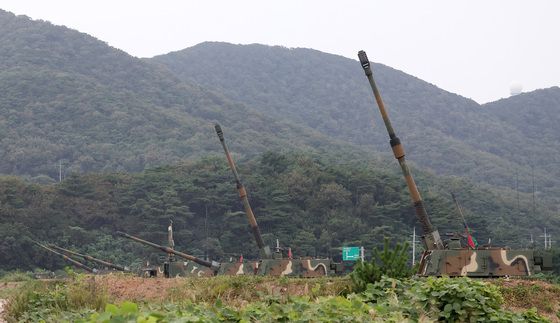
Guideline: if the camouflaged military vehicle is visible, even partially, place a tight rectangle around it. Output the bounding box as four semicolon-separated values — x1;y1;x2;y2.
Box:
215;124;346;277
358;50;552;277
117;227;217;278
49;244;129;272
117;220;264;277
33;240;97;273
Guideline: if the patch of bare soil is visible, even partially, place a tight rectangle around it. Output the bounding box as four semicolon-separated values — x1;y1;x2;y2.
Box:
495;279;560;322
96;275;181;302
95;274;348;306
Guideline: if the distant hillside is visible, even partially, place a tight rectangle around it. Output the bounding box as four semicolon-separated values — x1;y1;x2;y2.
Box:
0;9;558;246
0;10;350;180
151;42;560;203
482;87;560;166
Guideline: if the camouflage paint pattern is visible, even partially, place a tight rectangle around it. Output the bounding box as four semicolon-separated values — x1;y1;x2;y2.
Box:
166;261;215;277
136;259;342;278
419;248;553;277
255;258;340;277
218;261;258;275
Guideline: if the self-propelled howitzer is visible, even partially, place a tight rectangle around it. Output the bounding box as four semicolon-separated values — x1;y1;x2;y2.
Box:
358;50;552;276
215;124;273;259
49;244;129;272
33;241;96;273
358;50;443;251
116;231;220;273
214;124;349;277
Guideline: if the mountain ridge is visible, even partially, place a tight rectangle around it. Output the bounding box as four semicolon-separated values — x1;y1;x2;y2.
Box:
150;41;560;202
0;9;360;179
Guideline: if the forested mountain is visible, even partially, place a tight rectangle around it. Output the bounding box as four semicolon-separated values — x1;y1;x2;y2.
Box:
0;152;552;271
151;42;560;203
0;10;352;181
0;9;559;272
482;87;560;170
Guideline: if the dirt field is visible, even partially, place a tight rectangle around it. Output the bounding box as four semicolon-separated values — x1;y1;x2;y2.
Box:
95;274;348;306
496;279;560;322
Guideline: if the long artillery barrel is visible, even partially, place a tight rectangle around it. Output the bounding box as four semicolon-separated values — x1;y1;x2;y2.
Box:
33;241;96;273
214;124;272;258
49;244;128;272
358;50;444;250
116;231;220;270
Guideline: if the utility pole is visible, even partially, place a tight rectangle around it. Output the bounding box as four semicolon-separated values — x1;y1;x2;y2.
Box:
412;227;416;266
540;228;551;250
411;227;421;266
360;246;365;262
516;172;520;214
58;160;63;182
204;203;208;261
531;166;536;219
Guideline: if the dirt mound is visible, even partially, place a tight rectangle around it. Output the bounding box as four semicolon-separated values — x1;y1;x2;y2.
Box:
494;279;560;322
96;275;180;302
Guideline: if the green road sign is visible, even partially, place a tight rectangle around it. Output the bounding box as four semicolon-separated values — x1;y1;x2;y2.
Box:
342;247;361;261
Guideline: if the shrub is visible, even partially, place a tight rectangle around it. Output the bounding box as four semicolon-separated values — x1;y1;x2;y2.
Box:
358;276;549;322
4;275;106;322
0;270;33;282
350;237;415;292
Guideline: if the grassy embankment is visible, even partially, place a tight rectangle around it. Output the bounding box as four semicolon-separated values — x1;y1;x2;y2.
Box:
1;272;559;322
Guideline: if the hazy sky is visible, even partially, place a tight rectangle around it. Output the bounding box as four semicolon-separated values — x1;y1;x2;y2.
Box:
2;0;559;103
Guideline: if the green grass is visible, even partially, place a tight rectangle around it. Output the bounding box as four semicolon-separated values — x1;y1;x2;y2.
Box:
0;270;33;283
4;275;107;322
5;275;553;322
166;275;351;306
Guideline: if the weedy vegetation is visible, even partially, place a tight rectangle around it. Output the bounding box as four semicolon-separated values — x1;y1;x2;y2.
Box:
350;237;416;292
3;239;558;322
4;274;107;322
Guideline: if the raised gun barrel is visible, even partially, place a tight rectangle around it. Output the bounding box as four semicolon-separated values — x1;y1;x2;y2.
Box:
33;241;96;273
358;50;444;250
215;124;272;258
116;231;220;270
49;244;128;272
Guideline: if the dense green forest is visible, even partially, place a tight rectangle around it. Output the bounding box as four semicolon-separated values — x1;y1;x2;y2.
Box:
0;152;555;272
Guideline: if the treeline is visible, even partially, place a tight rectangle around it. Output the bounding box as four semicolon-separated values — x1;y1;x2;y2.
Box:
0;152;554;272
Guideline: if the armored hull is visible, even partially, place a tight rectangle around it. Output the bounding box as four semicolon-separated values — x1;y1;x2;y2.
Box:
257;258;332;277
165;261;215;277
419;248;552;277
